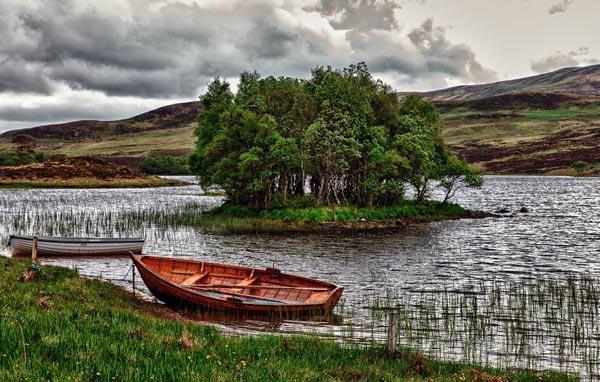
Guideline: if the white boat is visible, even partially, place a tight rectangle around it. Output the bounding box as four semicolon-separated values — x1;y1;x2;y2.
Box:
9;235;144;257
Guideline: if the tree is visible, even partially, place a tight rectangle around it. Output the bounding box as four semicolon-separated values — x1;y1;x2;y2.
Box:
437;155;484;203
394;95;447;203
191;64;482;210
571;161;588;176
139;156;191;175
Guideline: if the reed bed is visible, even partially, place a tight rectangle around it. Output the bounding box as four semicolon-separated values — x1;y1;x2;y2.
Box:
365;277;600;380
0;257;575;382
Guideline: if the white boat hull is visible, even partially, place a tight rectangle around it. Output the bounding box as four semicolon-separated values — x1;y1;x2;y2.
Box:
9;235;144;257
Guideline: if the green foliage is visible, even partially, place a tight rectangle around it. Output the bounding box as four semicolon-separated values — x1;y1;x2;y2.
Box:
438;155;484;203
0;177;184;189
0;149;54;166
139;155;191;175
571;160;588;176
208;200;467;223
192;63;481;210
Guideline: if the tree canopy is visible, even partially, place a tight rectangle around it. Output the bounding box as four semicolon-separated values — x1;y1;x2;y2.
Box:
191;63;481;210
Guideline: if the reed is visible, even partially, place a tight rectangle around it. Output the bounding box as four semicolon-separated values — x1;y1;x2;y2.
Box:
366;277;600;380
0;257;572;382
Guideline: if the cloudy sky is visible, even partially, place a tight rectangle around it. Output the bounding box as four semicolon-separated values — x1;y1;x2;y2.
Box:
0;0;598;132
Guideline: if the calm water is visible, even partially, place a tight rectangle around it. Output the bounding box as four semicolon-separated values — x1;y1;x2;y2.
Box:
2;175;600;378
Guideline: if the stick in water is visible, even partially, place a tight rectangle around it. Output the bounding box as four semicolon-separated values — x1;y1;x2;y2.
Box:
32;235;38;263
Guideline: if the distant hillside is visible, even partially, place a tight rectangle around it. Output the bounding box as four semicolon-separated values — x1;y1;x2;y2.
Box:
1;102;198;142
0;102;198;169
419;65;600;175
1;65;600;175
414;64;600;103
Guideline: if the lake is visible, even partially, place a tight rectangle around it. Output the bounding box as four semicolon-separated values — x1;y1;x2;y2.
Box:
2;175;600;379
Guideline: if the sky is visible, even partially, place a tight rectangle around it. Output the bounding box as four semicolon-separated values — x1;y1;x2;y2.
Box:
0;0;598;132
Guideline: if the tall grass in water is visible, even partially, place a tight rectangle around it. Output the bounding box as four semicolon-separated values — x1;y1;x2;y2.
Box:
369;276;600;380
0;199;470;242
0;257;573;382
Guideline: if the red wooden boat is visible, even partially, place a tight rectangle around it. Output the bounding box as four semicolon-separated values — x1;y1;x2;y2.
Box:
129;254;344;314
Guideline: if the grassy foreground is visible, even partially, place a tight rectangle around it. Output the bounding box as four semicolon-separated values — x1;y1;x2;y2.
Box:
0;257;575;381
179;200;490;233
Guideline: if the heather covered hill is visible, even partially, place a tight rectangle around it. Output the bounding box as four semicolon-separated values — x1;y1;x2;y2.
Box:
414;64;600;102
1;102;198;141
0;157;184;188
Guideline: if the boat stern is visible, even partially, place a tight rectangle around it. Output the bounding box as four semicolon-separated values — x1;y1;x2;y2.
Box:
324;286;344;312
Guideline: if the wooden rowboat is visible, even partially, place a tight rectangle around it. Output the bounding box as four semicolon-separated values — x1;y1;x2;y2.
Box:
9;235;144;257
130;254;344;314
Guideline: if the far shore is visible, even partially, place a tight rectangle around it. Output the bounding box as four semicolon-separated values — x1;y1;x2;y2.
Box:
0;176;187;189
0;156;188;189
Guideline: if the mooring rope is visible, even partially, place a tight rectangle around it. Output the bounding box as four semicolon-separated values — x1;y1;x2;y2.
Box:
122;264;133;281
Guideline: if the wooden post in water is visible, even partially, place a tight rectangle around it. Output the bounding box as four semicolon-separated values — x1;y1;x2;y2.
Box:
387;311;399;353
32;235;38;263
132;265;136;297
20;235;39;282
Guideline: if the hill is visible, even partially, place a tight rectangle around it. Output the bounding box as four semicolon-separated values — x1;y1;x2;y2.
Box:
415;64;600;174
0;102;198;169
415;64;600;102
1;65;600;175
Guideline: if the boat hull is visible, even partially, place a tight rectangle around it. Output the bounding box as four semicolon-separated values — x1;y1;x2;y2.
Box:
9;235;144;257
131;254;343;315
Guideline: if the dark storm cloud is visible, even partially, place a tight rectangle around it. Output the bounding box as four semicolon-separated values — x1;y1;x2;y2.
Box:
346;19;497;86
237;22;300;60
0;58;52;94
0;0;496;122
1;0;350;98
0;103;136;123
308;0;401;31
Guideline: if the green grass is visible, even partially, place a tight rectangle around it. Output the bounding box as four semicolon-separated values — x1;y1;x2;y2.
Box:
442;103;600;147
0;257;576;381
525;104;600;122
0;176;186;189
213;200;467;222
158;200;480;233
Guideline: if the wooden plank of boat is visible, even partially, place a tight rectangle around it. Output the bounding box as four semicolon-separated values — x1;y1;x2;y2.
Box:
129;253;344;314
9;235;144;257
188;284;331;291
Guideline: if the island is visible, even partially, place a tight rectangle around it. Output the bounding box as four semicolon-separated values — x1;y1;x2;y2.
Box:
189;64;484;232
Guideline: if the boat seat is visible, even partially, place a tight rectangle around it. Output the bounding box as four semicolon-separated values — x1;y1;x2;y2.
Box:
236;277;258;287
181;272;207;286
172;270;195;275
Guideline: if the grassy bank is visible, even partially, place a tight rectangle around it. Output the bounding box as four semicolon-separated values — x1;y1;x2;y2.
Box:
0;176;186;189
169;200;490;233
0;257;575;381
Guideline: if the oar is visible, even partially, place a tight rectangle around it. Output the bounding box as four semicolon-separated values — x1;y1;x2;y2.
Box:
188;285;329;292
184;286;292;304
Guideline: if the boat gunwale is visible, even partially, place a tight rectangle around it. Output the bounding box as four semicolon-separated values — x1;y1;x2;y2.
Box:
136;254;339;289
9;235;145;244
